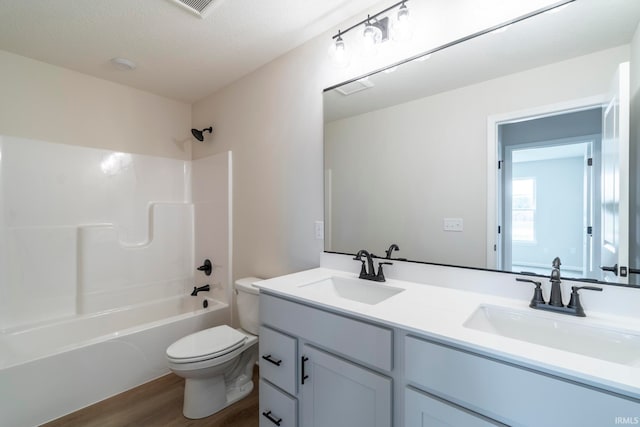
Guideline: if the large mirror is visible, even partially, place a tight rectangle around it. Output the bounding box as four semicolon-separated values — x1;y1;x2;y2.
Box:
323;0;640;285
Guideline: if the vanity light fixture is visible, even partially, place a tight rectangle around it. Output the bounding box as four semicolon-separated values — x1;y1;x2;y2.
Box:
329;0;410;63
397;1;409;21
329;31;350;67
362;16;385;55
394;0;412;41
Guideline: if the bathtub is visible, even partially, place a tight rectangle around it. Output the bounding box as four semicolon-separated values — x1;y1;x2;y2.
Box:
0;294;229;427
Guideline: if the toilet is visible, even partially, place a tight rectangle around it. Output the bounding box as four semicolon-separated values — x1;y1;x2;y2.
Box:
166;277;262;419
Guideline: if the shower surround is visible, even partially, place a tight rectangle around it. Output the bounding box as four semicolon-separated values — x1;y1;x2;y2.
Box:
0;135;232;425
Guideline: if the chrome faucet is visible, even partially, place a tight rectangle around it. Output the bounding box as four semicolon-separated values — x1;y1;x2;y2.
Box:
516;257;603;317
191;284;210;296
353;249;391;282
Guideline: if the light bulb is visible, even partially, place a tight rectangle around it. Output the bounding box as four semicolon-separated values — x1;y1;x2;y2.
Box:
393;2;412;41
334;38;347;62
328;34;350;67
397;2;409;22
362;21;381;55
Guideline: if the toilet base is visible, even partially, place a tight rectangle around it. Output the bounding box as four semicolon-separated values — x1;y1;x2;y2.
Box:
182;376;255;419
180;341;258;419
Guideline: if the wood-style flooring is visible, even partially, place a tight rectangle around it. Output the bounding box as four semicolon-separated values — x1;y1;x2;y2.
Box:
43;367;259;427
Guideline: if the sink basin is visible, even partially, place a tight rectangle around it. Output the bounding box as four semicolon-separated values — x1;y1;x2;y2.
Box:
298;276;405;305
464;305;640;366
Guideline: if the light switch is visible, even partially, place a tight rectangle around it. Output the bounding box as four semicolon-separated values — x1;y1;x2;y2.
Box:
443;218;463;232
315;221;324;240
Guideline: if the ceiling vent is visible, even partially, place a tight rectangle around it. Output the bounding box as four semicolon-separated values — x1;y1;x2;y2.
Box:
168;0;223;18
335;79;375;96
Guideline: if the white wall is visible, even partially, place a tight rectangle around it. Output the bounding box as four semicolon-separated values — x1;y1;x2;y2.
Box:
192;0;558;280
0;50;191;159
325;47;627;268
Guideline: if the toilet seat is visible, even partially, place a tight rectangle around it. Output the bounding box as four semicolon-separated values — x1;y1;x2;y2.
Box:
167;325;248;364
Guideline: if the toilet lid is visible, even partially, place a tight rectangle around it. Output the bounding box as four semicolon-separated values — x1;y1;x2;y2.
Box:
167;325;247;362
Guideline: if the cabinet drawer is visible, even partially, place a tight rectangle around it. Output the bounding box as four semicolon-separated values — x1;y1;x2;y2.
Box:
405;387;504;427
405;335;640;426
260;379;297;427
260;293;392;371
259;326;297;395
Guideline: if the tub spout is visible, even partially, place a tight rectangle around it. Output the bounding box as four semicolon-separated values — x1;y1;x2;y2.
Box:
191;284;210;296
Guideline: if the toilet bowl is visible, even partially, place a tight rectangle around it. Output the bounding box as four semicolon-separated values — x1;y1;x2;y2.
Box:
166;277;262;419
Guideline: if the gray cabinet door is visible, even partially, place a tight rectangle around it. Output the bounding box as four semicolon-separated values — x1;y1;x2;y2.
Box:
300;344;391;427
405;387;504;427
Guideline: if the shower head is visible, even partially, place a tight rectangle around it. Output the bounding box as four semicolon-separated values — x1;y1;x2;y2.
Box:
191;126;213;142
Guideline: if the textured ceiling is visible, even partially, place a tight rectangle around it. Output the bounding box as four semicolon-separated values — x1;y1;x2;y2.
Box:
0;0;382;102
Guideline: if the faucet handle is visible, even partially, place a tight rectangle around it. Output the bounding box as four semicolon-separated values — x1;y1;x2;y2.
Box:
516;277;546;308
600;264;619;276
567;286;603;317
197;259;213;276
353;258;367;277
376;261;393;281
572;285;603;292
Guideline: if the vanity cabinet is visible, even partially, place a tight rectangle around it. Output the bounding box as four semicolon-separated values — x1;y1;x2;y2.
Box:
405;386;505;427
259;288;639;427
405;335;640;426
259;293;393;427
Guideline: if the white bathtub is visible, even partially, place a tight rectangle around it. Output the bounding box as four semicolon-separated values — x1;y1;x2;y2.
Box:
0;295;229;427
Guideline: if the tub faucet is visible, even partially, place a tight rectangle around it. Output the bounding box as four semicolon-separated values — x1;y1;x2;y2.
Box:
191;284;210;296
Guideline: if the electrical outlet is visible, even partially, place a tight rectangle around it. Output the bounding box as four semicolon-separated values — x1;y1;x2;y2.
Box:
315;221;324;240
443;218;463;232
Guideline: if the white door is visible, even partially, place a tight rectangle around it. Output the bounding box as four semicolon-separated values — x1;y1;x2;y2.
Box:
600;62;630;283
300;345;392;427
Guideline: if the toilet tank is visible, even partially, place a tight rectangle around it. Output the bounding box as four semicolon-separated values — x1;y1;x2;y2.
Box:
235;277;262;335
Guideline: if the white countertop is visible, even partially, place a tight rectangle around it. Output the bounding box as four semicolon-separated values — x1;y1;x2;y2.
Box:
255;267;640;400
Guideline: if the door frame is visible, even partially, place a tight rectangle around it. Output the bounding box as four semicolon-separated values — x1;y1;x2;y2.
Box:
486;95;605;269
501;137;595;275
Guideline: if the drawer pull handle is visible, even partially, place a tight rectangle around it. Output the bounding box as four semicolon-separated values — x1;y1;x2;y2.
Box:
301;356;309;384
262;354;282;366
262;410;282;426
